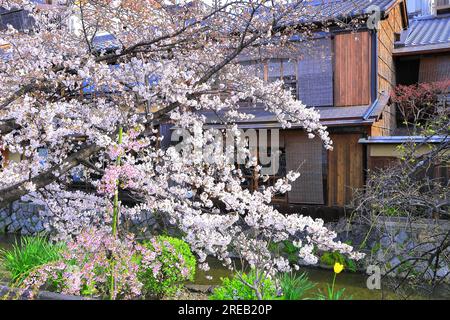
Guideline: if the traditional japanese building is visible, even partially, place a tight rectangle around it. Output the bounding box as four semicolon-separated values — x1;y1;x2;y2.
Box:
201;0;411;210
361;0;450;185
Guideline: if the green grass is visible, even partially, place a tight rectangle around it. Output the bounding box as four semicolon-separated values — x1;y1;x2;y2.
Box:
278;272;316;300
316;285;352;300
209;270;278;300
0;236;65;285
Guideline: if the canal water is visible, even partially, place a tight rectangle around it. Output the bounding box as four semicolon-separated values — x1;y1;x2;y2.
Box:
1;234;448;300
193;258;421;300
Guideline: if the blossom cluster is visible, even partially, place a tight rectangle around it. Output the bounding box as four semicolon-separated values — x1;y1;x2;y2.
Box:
98;164;140;196
21;228;172;299
0;0;364;290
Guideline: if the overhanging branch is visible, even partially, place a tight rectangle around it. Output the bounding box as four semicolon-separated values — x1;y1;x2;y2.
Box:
0;144;102;208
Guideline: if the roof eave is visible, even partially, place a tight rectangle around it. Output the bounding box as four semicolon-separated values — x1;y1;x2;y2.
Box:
393;43;450;56
359;135;450;144
203;118;375;130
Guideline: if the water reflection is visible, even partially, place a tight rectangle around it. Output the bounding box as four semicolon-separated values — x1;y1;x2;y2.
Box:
193;258;449;300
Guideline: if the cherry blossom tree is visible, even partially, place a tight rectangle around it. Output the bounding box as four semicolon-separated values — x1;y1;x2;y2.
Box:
0;0;364;298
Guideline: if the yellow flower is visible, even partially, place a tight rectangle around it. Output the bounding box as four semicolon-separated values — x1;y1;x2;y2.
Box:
333;262;344;274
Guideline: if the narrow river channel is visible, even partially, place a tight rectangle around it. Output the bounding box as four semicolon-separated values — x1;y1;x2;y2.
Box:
1;234;448;300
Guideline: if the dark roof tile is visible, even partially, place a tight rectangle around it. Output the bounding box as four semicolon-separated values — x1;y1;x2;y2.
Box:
296;0;399;23
404;15;450;47
394;14;450;54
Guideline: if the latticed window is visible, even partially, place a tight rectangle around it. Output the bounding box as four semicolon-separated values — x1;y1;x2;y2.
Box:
239;60;265;105
284;133;325;205
232;131;326;205
241;60;264;80
258;146;287;201
239;37;333;107
297;37;333;107
268;59;298;99
241;59;298;100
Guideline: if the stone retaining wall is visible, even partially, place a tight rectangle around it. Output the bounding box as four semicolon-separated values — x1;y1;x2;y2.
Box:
0;201;158;237
0;202;46;235
0;283;212;300
326;217;450;282
0;284;92;300
0;201;346;236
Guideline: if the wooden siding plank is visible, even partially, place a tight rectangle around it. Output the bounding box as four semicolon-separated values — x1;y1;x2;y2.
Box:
327;133;364;206
334;32;371;107
327;143;337;205
372;2;406;137
419;56;450;82
336;135;346;205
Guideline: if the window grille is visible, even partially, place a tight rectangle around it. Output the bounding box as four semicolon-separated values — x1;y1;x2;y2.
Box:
285;134;324;204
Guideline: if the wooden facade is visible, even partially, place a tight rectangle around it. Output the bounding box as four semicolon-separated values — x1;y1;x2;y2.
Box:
334;31;372;107
371;1;408;137
323;2;407;206
368;156;399;172
367;146;449;187
378;3;405;94
419;54;450;82
248;1;408;207
327;133;365;207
